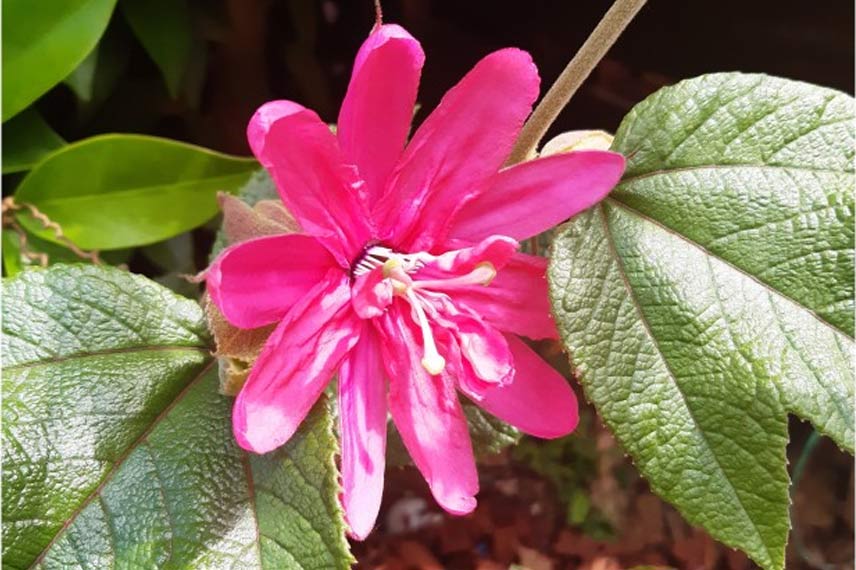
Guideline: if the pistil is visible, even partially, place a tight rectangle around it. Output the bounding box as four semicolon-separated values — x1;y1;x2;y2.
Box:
353;245;498;377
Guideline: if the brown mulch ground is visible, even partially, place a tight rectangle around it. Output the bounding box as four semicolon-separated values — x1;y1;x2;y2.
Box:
352;416;854;570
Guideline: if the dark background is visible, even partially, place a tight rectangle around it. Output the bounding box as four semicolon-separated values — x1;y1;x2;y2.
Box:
39;0;855;156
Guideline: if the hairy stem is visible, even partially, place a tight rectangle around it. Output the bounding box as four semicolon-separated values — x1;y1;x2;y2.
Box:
507;0;648;164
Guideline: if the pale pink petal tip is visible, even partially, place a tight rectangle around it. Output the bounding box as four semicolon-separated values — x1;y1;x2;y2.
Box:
247;100;306;162
432;488;478;516
343;474;384;540
232;401;293;454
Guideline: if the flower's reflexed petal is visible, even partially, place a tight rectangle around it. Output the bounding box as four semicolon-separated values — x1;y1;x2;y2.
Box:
447;151;626;242
338;24;424;202
351;267;393;319
207;233;337;329
415;234;519;277
426;295;512;399
477;334;579;438
380;306;479;515
247;100;373;265
339;326;388;540
232;270;360;453
449;252;558;340
376;48;540;250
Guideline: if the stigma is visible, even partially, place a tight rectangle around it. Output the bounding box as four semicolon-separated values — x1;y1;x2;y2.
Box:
353;245;496;376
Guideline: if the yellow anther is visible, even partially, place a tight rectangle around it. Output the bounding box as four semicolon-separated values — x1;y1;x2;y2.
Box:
473;262;496;286
382;258;401;278
421;353;446;376
391;279;409;296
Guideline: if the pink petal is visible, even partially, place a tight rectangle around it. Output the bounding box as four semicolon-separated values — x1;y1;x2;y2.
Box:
477;334;579;438
247;100;374;265
351;267;393;319
379;306;479;515
206;233;337;329
339;326;388;540
338;24;424;202
428;297;512;400
375;48;540;251
232;270;360;453
447;150;625;242
450;252;558;340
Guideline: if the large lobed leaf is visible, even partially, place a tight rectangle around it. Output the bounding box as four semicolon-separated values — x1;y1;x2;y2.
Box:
3;265;351;569
3;264;211;567
2;0;117;121
548;73;854;570
13;135;258;250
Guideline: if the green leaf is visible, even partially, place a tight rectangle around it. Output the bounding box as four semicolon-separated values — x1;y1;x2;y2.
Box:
2;110;65;174
121;0;194;99
3;264;353;568
548;73;854;570
14;135;258;250
33;379;351;569
464;404;521;457
2;230;24;277
63;25;129;107
2;0;117;121
0;227;130;274
63;41;99;102
247;398;353;569
143;234;196;274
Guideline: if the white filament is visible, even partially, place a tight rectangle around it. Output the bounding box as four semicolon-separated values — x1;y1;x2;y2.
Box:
405;288;446;375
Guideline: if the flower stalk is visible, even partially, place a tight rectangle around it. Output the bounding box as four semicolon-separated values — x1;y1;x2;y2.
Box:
507;0;648;165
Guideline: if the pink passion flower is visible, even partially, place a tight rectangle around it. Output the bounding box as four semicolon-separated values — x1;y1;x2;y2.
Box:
206;23;625;539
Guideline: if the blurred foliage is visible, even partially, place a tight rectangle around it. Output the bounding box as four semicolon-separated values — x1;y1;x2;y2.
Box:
513;409;624;540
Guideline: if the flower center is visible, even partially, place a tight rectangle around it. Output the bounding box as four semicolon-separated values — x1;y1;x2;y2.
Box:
354;245;495;376
352;244;424;277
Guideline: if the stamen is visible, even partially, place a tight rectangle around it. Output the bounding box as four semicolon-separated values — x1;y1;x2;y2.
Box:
412;262;496;290
382;258;401;277
405;289;446;375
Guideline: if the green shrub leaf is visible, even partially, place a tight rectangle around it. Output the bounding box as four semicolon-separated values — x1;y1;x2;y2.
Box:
548;73;854;570
1;110;65;174
2;230;24;277
121;0;194;99
14;135;258;250
2;0;117;121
